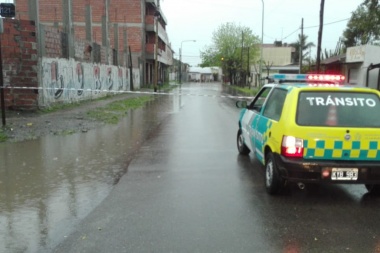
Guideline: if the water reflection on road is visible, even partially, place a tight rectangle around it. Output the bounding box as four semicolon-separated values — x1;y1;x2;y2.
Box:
0;89;183;253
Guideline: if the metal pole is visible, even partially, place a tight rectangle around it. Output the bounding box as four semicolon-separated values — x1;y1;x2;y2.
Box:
259;0;264;87
180;44;183;84
299;18;303;74
179;40;196;84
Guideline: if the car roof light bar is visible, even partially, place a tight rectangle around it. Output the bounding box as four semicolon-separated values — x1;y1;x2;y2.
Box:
270;74;345;84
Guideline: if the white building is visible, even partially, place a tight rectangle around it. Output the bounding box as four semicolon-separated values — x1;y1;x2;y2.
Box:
188;67;222;82
345;45;380;89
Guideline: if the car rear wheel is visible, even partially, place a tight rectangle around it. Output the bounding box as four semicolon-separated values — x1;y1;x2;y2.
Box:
365;184;380;195
237;129;250;155
265;152;284;195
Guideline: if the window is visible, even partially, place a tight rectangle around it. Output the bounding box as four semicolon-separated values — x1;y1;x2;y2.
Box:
348;68;359;85
248;87;271;112
262;88;287;121
297;91;380;127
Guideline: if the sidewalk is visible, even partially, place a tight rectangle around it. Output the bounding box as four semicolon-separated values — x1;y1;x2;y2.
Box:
1;91;153;143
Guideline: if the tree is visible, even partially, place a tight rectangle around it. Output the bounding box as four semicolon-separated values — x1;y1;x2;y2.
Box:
263;61;273;77
343;0;380;48
290;34;315;64
322;49;334;60
200;22;260;86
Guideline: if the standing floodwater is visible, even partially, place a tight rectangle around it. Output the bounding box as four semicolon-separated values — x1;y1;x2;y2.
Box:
0;89;183;253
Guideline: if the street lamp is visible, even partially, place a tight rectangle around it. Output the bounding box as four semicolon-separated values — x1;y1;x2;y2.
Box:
259;0;264;87
179;40;196;84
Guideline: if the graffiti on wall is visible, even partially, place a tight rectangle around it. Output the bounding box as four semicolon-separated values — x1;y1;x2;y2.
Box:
94;65;101;92
77;63;84;96
118;67;123;90
50;61;64;99
106;67;113;90
40;58;140;107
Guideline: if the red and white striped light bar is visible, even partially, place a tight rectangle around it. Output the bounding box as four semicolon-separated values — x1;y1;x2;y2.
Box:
307;74;345;82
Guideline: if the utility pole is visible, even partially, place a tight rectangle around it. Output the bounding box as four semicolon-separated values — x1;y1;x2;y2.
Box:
309;45;311;71
259;0;264;87
0;31;5;126
247;47;250;87
316;0;325;73
154;8;160;92
241;31;244;86
299;18;303;74
179;48;182;84
179;40;196;84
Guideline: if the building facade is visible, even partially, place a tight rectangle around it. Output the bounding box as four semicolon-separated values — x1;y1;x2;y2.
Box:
15;0;173;87
345;45;380;89
262;46;294;67
249;42;298;87
322;45;380;90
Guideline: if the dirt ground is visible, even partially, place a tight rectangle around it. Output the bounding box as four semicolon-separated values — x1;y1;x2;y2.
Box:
1;93;146;143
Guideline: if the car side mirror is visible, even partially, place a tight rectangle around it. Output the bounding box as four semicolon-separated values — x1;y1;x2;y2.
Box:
236;100;247;108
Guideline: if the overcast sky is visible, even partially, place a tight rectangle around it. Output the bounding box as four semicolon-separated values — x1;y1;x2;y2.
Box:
161;0;363;66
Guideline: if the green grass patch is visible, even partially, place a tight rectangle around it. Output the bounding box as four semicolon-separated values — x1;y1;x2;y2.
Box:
87;95;154;124
40;101;82;113
229;86;259;96
40;94;119;113
87;110;121;124
143;82;178;91
0;128;8;142
107;95;153;110
59;129;76;136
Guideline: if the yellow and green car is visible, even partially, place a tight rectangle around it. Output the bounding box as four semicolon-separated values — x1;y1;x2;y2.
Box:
236;74;380;195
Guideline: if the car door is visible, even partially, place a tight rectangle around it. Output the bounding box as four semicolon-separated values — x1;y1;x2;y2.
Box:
240;87;272;154
254;88;288;162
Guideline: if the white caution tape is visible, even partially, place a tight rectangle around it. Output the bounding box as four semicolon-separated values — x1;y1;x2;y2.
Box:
0;86;254;100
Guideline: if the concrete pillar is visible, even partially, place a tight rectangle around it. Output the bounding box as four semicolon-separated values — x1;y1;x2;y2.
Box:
85;5;93;42
85;5;94;62
114;23;119;65
28;0;39;22
63;0;74;58
102;0;110;64
123;27;128;67
28;0;41;56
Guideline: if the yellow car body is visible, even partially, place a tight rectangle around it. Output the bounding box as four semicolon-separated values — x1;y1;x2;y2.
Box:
237;75;380;194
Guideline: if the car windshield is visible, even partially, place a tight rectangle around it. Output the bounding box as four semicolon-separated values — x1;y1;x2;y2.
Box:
296;91;380;127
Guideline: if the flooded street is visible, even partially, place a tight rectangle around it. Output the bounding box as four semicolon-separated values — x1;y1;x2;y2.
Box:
0;89;182;253
4;83;380;253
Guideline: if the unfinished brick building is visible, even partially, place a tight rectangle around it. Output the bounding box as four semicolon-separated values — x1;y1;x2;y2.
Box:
14;0;173;87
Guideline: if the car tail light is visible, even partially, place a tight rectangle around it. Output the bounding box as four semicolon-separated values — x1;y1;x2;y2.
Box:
281;136;304;158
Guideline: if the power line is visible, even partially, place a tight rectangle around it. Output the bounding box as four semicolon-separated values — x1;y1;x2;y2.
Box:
282;28;300;40
181;55;200;58
280;17;350;41
304;18;350;29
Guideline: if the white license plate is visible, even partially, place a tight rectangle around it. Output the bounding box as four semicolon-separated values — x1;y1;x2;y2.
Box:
331;168;358;181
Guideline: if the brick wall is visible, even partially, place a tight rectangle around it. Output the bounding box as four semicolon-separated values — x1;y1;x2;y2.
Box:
0;18;116;110
2;19;38;110
0;1;150;110
15;0;144;57
44;26;64;58
75;38;92;62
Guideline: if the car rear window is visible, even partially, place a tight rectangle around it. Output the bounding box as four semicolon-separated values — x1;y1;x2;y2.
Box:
296;91;380;127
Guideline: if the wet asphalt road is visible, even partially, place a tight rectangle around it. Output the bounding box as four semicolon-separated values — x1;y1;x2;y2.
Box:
49;83;380;253
3;83;380;253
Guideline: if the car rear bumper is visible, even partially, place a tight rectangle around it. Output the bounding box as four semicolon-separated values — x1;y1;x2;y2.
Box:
273;153;380;184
